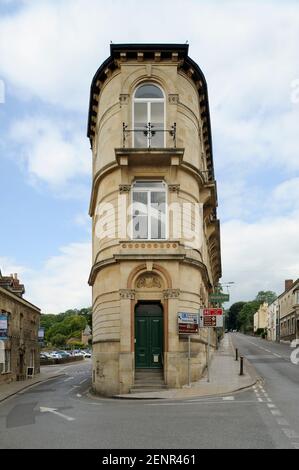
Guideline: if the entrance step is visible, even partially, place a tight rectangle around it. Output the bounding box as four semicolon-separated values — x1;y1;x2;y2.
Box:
131;369;166;393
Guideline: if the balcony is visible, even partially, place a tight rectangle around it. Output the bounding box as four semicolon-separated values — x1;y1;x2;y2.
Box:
122;122;177;149
116;123;184;167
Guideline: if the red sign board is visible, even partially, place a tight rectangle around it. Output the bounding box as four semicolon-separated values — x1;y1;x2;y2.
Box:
202;316;217;327
178;323;199;334
203;308;223;316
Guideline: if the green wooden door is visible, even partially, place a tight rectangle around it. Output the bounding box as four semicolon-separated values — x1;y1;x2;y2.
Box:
135;303;163;369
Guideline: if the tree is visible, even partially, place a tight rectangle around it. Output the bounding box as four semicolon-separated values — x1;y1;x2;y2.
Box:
237;300;261;333
51;333;67;347
226;302;246;330
255;291;277;305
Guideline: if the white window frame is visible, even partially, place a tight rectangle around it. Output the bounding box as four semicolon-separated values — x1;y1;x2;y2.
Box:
131;181;168;241
132;83;166;148
0;349;10;374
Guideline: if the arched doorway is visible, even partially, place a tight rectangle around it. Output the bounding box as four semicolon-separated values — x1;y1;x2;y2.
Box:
135;302;163;369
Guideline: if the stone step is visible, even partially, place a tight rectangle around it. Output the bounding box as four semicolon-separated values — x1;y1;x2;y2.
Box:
135;374;164;380
130;385;167;393
134;378;165;384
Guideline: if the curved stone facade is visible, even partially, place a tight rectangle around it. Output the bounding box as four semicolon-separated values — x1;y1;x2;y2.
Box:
88;44;221;396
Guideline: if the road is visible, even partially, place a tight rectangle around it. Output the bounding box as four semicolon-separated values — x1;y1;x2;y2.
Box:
0;338;299;449
231;332;299;449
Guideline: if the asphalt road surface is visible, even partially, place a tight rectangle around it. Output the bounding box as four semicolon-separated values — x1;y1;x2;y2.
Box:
0;337;299;449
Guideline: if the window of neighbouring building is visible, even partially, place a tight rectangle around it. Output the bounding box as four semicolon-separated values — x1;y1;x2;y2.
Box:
132;181;166;240
0;349;10;374
133;84;165;148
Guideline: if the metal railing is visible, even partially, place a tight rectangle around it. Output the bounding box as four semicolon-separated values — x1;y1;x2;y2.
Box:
122;122;176;148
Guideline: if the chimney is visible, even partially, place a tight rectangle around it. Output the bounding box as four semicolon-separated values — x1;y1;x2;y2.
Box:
285;279;293;291
14;273;18;280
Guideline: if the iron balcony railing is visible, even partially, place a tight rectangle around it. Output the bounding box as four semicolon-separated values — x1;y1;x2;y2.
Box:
122;122;176;149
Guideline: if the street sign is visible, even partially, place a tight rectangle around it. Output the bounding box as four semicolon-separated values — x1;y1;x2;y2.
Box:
0;315;8;340
209;293;230;303
178;312;199;334
203;308;223;316
199;308;224;328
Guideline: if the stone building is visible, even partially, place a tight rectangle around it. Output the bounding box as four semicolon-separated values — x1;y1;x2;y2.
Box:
267;299;278;342
0;271;40;384
87;44;221;396
253;302;268;333
278;279;299;342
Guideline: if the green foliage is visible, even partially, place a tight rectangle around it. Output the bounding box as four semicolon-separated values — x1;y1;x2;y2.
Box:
41;307;92;345
255;291;277;305
255;328;266;336
51;333;67;347
237;300;261;333
227;302;246;330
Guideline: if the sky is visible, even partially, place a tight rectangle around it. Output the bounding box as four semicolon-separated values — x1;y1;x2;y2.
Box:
0;0;299;313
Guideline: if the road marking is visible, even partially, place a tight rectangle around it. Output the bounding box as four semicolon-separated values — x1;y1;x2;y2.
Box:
257;398;263;402
276;418;289;426
40;407;75;422
222;396;235;401
282;429;299;439
86;402;103;406
147;400;261;406
266;398;272;402
292;443;299;449
270;409;282;416
267;403;276;408
273;353;282;358
63;377;74;382
79;379;88;384
76;394;82;397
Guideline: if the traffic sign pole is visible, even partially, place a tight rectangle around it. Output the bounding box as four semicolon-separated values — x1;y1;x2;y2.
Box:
207;327;210;382
188;336;191;386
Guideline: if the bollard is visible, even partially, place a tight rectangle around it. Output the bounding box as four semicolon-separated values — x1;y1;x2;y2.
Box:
240;356;244;375
235;348;238;361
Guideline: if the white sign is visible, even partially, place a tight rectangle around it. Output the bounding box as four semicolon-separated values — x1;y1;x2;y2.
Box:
178;312;199;324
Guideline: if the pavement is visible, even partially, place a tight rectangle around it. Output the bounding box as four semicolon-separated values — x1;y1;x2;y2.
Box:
114;333;258;399
0;364;68;403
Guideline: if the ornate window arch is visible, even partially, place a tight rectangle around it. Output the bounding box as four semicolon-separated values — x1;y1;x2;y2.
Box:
133;83;165;148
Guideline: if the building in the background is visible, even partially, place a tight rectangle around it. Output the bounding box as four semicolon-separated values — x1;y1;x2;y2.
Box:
267;299;278;342
278;279;299;342
253;302;268;334
87;44;221;396
81;325;92;346
0;271;40;384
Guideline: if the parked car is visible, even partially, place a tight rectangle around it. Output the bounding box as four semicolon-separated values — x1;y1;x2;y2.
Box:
41;352;52;359
40;353;48;360
73;351;84;357
81;350;91;358
56;350;71;358
50;352;63;359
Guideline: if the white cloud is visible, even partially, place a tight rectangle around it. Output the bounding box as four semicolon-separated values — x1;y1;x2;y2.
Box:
0;257;29;278
9;116;90;189
222;211;299;305
0;242;91;313
1;0;299;309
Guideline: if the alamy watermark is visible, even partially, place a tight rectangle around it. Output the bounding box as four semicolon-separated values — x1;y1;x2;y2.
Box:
0;79;5;104
94;196;204;250
290;339;299;365
290;78;299;104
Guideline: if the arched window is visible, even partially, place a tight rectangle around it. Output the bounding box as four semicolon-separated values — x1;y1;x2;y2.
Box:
132;181;167;240
133;84;165;148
